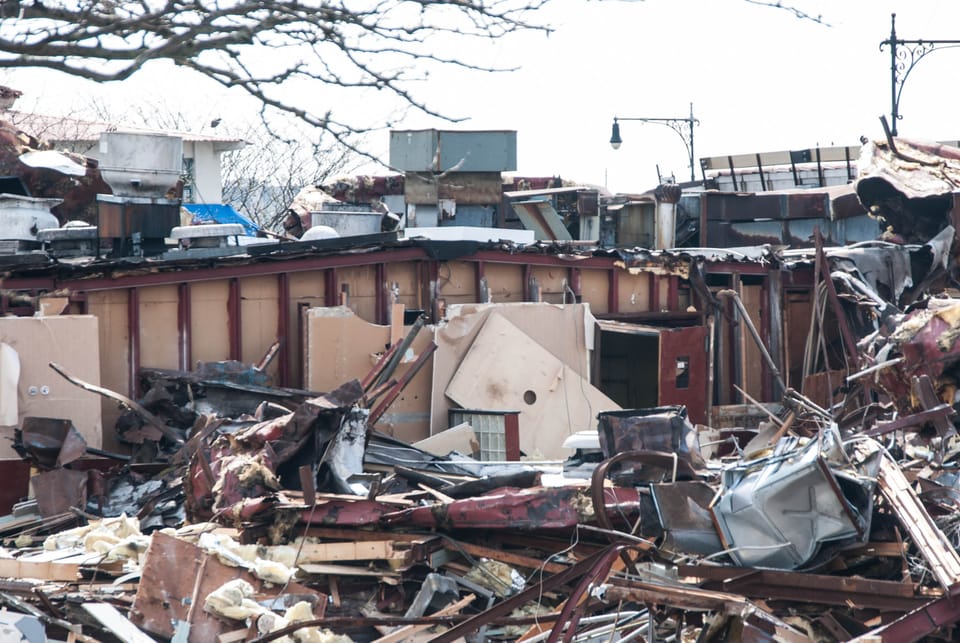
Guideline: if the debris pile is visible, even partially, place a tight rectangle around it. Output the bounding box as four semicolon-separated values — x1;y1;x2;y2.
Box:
6;135;960;642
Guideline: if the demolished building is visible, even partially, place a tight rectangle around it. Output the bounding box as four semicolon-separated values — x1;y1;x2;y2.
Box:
0;117;960;642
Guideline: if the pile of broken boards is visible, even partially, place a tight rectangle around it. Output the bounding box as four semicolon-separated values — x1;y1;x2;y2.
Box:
0;372;958;642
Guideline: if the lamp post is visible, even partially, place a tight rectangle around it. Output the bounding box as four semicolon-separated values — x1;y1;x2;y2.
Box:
609;102;699;182
880;13;960;136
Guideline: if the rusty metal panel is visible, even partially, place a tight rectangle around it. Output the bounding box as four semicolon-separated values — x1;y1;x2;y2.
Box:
131;531;325;641
658;325;708;425
404;171;502;205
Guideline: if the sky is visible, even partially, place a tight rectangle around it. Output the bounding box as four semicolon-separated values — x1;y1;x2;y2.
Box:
4;0;960;194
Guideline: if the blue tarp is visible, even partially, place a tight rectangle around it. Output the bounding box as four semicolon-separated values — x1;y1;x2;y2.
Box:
182;204;258;236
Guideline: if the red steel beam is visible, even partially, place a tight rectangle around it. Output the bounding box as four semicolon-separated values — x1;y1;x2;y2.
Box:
608;269;619;314
128;287;140;397
277;272;290;387
649;273;660;311
375;263;387;325
323;268;338;307
177;282;192;371
227;278;241;361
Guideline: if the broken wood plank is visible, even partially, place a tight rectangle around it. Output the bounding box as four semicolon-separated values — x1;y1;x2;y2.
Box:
82;602;155;643
296;540;407;562
0;556;80;581
49;361;184;444
877;456;960;591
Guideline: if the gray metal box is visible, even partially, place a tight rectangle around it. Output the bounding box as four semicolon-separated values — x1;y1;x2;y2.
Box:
390;130;517;172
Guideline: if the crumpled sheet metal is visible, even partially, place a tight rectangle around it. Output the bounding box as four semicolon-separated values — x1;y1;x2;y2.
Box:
597;406;706;482
874;299;960;408
184;380;364;522
712;429;879;569
380;485;641;531
858;138;960;202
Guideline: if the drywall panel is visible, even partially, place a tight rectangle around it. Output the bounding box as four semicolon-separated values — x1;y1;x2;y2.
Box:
0;316;102;457
445;313;618;459
432;303;594;435
288;270;326;388
240;275;279;377
190;280;230;364
139;285;179;371
303;306;432;442
337;265;378;322
579;269;610;314
389;261;423;310
437;261;477;306
483;262;523;303
529;265;568;304
617;271;652;313
87;290;129;447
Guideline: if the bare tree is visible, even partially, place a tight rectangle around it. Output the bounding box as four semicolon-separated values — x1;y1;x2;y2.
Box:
0;1;550;152
220;124;357;232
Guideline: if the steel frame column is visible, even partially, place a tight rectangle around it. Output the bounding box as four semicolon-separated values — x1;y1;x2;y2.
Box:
228;278;242;361
177;282;192;371
277;272;290;387
128;287;140;397
375;263;387;325
608;269;619;315
324;268;338;307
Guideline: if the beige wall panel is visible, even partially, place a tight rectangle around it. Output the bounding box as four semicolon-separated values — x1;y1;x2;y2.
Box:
87;290;129;446
139;285;179;371
240;275;279;377
389;262;422;310
617;272;651;313
482;262;523;303
289;270;327;389
0;316;103;457
190;280;230;364
430;302;592;436
530;266;568;304
579;270;610;314
435;260;477;310
304;307;431;442
338;265;378;322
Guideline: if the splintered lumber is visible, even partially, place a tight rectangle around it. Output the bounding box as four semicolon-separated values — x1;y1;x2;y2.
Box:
0;553;84;582
877;456;960;590
443;539;568;575
371;593;476;643
297;540;407;562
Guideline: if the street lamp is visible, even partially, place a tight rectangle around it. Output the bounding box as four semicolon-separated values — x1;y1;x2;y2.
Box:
880;13;960;136
609;102;699;182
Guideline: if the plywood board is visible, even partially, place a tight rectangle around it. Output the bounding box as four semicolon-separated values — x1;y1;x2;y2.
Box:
430;302;594;436
445;313;618;459
0;315;102;457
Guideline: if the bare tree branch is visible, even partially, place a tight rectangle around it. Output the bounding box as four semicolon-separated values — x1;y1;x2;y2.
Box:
0;0;551;150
